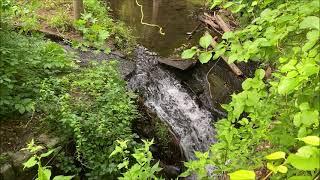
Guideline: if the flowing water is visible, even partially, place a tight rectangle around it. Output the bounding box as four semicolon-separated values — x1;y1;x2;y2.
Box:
107;0;205;56
104;0;244;161
128;47;216;160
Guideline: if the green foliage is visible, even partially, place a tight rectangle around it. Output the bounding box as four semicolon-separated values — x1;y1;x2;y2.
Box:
0;29;75;117
181;32;215;64
22;139;74;180
39;61;138;178
110;140;163;180
48;10;72;32
181;0;320;179
73;0;135;52
11;0;41;32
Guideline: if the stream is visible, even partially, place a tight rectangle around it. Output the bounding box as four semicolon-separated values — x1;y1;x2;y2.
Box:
107;0;205;57
102;0;247;161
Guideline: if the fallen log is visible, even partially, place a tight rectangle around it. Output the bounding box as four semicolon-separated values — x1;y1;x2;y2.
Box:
214;14;232;32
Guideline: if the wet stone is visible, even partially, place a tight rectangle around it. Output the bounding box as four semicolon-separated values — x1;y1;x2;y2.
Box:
158;58;197;70
0;163;15;180
37;134;60;149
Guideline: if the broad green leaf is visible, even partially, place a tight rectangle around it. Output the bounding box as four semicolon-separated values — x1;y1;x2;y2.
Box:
52;176;74;180
267;163;276;172
222;32;234;39
287;154;320;170
117;160;129;169
210;0;223;9
228;170;255;180
299;16;320;30
40;149;55;158
198;52;212;64
278;77;300;95
298;136;320;146
38;166;51;180
288;176;313;180
23;157;37;169
199;33;213;49
254;69;265;80
296;146;319;158
277;165;288;173
265;151;286;160
299;63;319;77
181;48;197;59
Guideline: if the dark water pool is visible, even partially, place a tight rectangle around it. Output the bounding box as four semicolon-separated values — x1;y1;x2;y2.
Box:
107;0;205;57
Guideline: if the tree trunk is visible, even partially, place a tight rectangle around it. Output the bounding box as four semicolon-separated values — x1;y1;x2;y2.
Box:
73;0;84;20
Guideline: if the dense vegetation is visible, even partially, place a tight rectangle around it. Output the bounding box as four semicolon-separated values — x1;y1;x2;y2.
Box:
1;0;319;179
181;0;319;179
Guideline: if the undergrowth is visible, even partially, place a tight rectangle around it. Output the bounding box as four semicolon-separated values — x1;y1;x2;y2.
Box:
39;61;138;178
181;0;320;179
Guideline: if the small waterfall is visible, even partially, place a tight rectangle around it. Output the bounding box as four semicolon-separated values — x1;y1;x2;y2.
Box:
128;47;216;160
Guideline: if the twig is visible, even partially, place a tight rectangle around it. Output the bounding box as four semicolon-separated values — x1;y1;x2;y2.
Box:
206;59;221;99
187;23;202;40
214;14;232;32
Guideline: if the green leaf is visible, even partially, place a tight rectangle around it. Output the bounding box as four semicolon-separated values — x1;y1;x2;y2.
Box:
298;136;320;146
278;77;300;95
228;170;255;180
296;146;319;158
199;33;213;49
254;69;265;80
277;165;288;173
198;52;212;64
265;151;286;160
210;0;223;9
23;157;37;169
38;166;51;180
40;149;55;158
287;154;320;170
181;48;197;59
222;32;234;39
52;176;74;180
288;176;313;180
299;16;320;30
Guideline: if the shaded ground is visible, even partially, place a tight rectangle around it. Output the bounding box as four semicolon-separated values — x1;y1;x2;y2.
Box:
0;116;43;154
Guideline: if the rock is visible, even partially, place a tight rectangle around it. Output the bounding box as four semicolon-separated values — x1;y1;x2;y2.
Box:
0;163;15;180
37;134;60;149
157;58;196;70
162;165;181;178
7;151;32;175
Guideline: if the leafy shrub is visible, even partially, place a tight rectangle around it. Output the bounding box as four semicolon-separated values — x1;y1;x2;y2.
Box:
39;61;138;178
22;139;74;180
73;0;135;52
181;0;319;179
0;29;75;117
110;140;163;180
48;10;73;32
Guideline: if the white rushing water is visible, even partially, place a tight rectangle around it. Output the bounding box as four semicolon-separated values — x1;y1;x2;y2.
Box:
128;47;216;160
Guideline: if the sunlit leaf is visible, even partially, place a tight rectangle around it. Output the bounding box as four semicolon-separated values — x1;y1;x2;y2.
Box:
199;33;213;49
198;52;212;64
298;136;320;146
228;170;255;180
265;151;286;160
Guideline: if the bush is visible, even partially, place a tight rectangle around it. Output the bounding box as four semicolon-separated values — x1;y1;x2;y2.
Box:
39;61;138;178
0;29;75;117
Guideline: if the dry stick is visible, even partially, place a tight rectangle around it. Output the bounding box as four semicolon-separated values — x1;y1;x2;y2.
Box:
211;14;243;76
206;58;221;99
214;14;232;32
198;16;223;36
187;23;202;40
